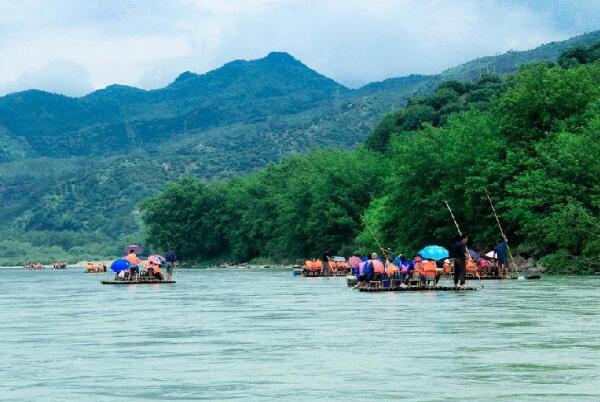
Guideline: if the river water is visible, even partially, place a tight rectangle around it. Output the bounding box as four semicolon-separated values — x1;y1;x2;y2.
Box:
1;268;599;401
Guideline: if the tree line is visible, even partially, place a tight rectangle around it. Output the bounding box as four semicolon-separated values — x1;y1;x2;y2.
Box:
141;41;600;274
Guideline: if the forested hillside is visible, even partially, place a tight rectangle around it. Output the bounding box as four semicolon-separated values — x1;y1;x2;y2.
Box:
2;30;600;265
143;40;600;274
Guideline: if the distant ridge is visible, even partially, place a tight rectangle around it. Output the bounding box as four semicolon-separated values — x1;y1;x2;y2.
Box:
442;29;600;81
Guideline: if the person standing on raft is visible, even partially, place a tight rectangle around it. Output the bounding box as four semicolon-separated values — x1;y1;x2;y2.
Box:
166;248;176;281
494;237;509;278
451;234;469;289
322;250;330;276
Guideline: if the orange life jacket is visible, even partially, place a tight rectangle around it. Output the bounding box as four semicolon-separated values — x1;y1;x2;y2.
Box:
466;259;478;273
126;253;140;266
423;260;437;273
372;259;385;274
385;264;399;276
304;260;317;271
423;260;437;278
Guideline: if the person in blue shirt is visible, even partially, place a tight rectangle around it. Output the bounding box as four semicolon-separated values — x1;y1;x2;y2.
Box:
165;249;176;281
393;254;409;283
494;238;509;277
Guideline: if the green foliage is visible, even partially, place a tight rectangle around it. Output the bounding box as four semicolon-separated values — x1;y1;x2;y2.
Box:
141;149;387;262
496;63;600;143
558;41;600;68
360;56;600;274
364;111;503;256
365;74;510;152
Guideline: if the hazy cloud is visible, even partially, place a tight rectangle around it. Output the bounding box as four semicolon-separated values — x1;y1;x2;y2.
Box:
0;59;93;96
1;0;599;96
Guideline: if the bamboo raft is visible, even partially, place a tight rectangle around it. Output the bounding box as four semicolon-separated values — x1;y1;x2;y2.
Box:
303;271;348;277
359;284;477;292
101;280;176;285
464;274;541;280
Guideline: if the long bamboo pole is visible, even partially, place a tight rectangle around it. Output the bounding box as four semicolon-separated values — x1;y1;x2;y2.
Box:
361;214;391;261
484;188;521;277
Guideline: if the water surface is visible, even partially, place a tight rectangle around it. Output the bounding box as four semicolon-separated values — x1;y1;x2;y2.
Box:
1;268;599;401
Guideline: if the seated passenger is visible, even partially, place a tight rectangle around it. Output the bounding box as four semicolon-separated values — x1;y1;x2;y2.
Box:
422;259;440;286
443;259;452;276
466;258;479;277
385;262;400;280
413;256;424;283
400;260;410;283
349;255;361;277
370;253;385;280
125;249;141;280
144;261;164;280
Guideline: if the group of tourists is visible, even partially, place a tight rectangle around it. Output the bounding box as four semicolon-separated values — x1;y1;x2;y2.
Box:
86;262;107;272
346;234;511;289
351;252;444;288
23;262;44;270
113;248;177;282
303;252;352;276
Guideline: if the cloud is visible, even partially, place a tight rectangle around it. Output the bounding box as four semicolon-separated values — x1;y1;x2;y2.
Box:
1;0;600;95
0;59;93;96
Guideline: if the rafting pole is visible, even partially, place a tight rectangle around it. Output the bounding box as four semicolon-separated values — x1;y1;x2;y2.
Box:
444;200;483;289
484;188;523;279
361;214;391;261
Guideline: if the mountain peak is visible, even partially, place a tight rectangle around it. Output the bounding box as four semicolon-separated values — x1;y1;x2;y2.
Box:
263;51;297;63
172;71;199;84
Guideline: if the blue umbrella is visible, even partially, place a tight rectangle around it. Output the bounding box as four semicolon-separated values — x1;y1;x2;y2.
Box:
111;259;132;272
418;245;449;261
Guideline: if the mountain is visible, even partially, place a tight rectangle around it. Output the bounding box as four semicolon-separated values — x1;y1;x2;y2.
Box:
0;52;349;159
1;30;600;264
0;51;437;264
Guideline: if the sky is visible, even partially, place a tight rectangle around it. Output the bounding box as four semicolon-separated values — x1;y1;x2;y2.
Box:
1;0;600;96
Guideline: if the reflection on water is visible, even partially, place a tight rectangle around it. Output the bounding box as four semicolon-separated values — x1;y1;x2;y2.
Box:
1;268;599;401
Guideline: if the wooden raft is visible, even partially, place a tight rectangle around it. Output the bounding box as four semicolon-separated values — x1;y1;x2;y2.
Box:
467;275;541;281
359;285;477;292
101;280;176;285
